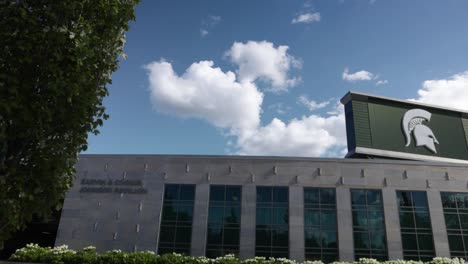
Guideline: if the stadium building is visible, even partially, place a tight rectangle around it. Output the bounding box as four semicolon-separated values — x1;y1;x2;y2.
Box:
4;91;468;262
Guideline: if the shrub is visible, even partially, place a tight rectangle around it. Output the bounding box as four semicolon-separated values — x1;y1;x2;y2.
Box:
7;244;468;264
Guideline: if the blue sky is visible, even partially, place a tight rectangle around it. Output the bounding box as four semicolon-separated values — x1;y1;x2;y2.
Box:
85;0;468;157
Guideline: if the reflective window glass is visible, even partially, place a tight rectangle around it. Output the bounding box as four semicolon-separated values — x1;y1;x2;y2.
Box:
321;189;336;204
210;186;225;201
445;213;460;229
226;186;241;203
304;189;319;204
207;227;222;244
304;188;338;262
400;211;415;228
397;191;434;260
321;210;337;227
273;187;288;203
179;185;195;201
441;192;468;259
256;186;289;258
352;190;366;205
256;229;271;246
305;210;320;226
273;207;288;225
208;207;224;225
412;192;428;207
224;206;240;225
398;192;412;207
257;208;271;226
367;191;382;206
159;184;195;255
257;187;272;203
164;185;179;200
402;234;417;250
460;214;468;230
206;185;241;257
449;235;464;251
351;189;387;260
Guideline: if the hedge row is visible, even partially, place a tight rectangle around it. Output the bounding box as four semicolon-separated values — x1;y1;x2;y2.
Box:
8;244;468;264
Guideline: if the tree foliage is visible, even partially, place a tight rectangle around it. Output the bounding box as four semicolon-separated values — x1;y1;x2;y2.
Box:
0;0;139;242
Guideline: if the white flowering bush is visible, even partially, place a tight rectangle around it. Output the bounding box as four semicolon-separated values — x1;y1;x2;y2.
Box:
303;261;324;264
243;256;267;264
9;243;51;263
384;260;423;264
50;245;77;255
7;245;468;264
429;258;465;264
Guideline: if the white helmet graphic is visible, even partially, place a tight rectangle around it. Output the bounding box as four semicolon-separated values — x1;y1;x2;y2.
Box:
402;109;439;153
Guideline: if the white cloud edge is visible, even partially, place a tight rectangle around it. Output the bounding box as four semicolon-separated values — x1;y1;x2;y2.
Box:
292;12;321;24
342;68;375;82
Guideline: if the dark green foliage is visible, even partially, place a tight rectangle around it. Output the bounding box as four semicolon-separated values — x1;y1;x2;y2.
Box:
0;0;139;242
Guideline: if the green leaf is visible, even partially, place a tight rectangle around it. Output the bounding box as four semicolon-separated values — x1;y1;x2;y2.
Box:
0;0;140;242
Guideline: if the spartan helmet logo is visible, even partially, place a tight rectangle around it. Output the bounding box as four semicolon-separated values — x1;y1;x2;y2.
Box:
402;109;439;153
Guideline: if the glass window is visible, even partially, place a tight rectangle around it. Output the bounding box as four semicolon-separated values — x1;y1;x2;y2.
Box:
367;191;383;206
256;229;271;246
304;188;338;262
256;186;289;258
158;184;195;254
351;189;387;260
445;213;460;229
352;190;366;205
208;207;224;225
210;186;225;202
397;191;434;260
400;211;415;229
273;207;288;225
224;206;240;226
305;229;321;248
164;185;179;200
207;227;222;244
257;187;272;203
226;186;241;203
304;189;319;204
398;192;412;207
305;210;320;226
273;187;288;203
179;185;195;200
441;192;468;259
412;192;428;207
206;185;241;257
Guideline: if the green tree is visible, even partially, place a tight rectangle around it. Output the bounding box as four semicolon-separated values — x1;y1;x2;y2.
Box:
0;0;139;243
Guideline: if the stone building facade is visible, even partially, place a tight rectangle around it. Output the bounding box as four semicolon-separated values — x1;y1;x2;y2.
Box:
55;154;468;262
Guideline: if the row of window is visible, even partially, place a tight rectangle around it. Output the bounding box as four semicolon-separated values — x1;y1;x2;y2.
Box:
157;184;468;262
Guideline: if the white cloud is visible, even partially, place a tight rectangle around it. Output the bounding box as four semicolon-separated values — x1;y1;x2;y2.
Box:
298;95;330;111
145;60;263;131
236;105;346;157
412;71;468;111
292;12;321;24
200;15;221;38
226;41;302;92
303;1;313;8
342;68;374;82
376;79;388;85
146;41;347;158
200;29;209;37
268;103;290;115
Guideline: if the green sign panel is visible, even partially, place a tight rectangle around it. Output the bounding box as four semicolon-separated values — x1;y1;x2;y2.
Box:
341;92;468;164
